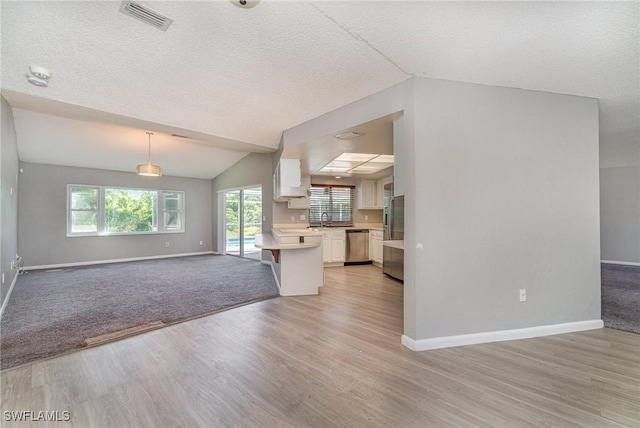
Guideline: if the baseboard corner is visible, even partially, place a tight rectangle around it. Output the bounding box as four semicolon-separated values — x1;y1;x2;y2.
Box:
0;270;20;318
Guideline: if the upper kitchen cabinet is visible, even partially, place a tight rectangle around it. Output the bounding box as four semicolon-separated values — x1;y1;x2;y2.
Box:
274;159;307;202
356;179;383;210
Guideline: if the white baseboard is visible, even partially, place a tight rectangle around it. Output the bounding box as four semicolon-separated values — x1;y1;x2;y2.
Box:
23;251;216;271
401;319;604;351
601;260;640;267
263;260;281;293
0;270;19;318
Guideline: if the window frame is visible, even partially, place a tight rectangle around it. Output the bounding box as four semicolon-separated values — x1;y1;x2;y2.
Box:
67;185;185;237
308;184;355;227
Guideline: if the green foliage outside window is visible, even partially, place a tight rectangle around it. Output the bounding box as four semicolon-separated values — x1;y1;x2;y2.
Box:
105;189;157;233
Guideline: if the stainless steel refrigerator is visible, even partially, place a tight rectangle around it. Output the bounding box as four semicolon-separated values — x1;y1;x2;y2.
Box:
383;195;404;281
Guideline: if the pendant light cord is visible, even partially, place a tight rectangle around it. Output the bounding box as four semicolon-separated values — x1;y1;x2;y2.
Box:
147;132;153;164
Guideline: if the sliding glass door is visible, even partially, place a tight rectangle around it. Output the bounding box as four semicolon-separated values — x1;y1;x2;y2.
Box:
224;187;262;260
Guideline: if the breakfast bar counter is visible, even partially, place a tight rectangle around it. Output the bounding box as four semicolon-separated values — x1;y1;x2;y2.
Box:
255;231;323;297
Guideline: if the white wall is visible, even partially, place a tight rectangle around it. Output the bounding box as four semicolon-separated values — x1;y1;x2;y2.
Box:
18;163;213;267
600;164;640;264
1;95;20;309
410;78;601;341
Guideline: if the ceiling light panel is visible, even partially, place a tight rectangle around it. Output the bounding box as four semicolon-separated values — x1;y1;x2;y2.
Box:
372;154;394;163
335;153;378;162
319;166;351;173
326;160;363;168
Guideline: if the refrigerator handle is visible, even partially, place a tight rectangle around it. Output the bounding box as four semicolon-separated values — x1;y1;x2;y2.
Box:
389;197;394;239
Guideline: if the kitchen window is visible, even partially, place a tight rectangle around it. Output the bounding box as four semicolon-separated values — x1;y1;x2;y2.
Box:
67;185;184;236
309;185;354;227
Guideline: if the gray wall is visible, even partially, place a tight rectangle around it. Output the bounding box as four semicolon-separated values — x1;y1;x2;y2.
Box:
600;165;640;263
18;162;213;267
211;153;274;261
282;77;601;342
1;95;20;308
410;78;600;339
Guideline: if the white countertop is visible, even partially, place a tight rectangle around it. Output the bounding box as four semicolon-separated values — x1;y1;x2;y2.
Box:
255;234;321;250
383;240;404;250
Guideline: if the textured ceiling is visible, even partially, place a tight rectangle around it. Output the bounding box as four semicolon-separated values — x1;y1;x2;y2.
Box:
1;1;638;178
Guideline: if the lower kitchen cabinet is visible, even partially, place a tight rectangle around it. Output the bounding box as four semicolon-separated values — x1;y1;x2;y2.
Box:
369;229;383;266
322;229;346;266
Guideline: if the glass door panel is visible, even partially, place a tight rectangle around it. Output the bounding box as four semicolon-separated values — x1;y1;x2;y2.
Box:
242;187;262;260
224;187;262;259
225;190;240;256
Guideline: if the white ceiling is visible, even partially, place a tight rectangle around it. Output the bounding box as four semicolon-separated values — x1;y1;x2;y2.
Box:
1;1;638;178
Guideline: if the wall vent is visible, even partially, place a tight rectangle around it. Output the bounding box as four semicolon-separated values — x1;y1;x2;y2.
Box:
120;1;173;31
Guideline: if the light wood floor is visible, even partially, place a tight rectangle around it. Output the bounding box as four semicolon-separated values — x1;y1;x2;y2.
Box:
1;265;639;427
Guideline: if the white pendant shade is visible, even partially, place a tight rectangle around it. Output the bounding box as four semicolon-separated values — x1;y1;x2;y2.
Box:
136;163;162;177
136;132;162;177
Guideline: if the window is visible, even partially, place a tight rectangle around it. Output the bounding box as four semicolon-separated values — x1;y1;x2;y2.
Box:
309;185;354;227
69;186;98;234
67;185;184;236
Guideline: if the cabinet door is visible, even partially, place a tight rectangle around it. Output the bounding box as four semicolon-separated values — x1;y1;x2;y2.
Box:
357;180;376;209
369;234;375;261
331;238;345;262
330;230;346;262
374;179;383;208
322;234;331;263
375;237;383;263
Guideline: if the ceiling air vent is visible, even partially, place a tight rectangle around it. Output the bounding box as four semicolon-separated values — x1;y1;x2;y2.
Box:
120;1;173;31
334;131;362;140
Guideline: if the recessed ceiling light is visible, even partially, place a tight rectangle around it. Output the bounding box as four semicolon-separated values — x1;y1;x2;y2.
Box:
335;176;342;179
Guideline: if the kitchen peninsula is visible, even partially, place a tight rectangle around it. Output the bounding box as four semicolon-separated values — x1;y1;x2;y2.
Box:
255;228;323;296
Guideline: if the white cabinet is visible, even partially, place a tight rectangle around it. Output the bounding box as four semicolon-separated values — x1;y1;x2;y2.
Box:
356;179;383;210
287;177;311;209
273;159;306;201
369;229;383;265
322;229;346;265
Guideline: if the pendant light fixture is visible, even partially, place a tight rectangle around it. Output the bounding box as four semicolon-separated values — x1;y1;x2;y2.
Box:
136;132;162;177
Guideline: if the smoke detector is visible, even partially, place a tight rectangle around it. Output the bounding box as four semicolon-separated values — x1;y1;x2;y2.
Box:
26;66;51;87
230;0;260;9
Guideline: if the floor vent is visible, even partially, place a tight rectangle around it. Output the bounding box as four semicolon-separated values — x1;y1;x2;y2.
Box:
120;1;173;31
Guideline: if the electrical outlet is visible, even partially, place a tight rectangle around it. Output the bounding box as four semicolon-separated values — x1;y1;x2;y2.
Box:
519;289;526;302
165;242;170;247
365;215;368;220
291;215;295;221
300;214;306;221
199;241;203;245
1;273;4;284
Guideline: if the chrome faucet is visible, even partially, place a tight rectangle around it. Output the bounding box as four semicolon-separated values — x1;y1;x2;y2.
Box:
320;212;330;229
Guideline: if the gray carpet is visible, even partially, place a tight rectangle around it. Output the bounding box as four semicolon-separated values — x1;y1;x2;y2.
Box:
0;255;278;370
601;263;640;334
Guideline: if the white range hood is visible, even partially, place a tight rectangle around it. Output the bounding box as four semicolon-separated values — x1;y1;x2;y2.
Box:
273;159;308;201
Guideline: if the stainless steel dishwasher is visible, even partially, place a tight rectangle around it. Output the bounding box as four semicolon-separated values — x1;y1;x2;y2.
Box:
345;229;371;265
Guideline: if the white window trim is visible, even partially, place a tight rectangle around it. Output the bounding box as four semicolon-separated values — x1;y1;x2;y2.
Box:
67;185;185;237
